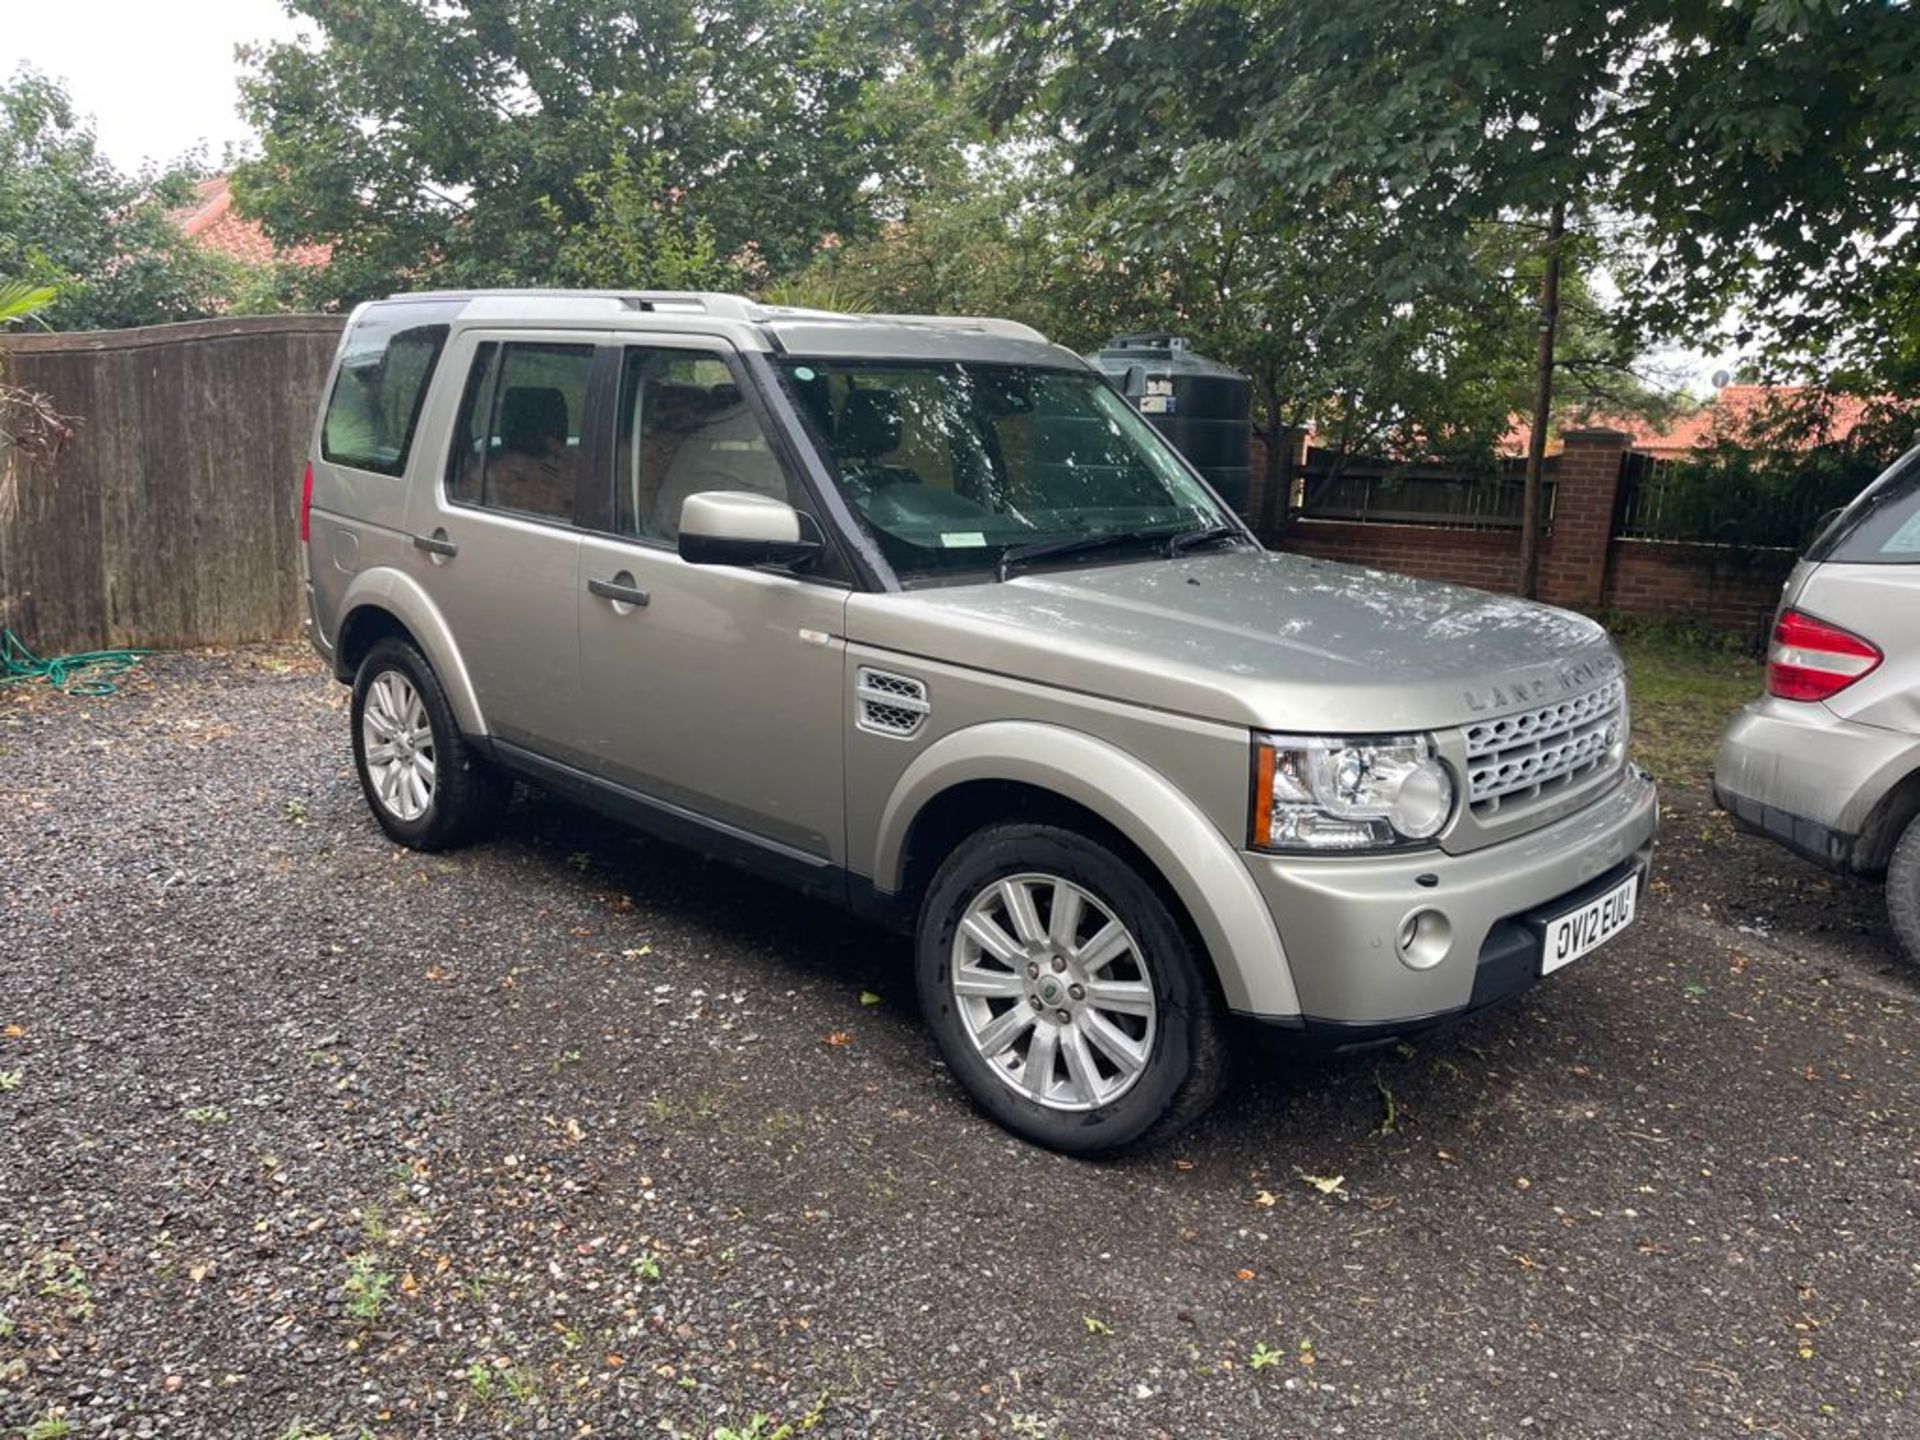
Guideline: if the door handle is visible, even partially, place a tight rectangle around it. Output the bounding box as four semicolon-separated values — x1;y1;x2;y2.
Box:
588;575;650;608
413;530;458;558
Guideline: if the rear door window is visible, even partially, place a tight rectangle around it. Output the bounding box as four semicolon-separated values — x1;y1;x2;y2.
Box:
446;342;595;524
322;313;449;476
1808;446;1920;564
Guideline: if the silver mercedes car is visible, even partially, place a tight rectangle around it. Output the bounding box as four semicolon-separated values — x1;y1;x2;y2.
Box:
1716;443;1920;965
300;290;1658;1152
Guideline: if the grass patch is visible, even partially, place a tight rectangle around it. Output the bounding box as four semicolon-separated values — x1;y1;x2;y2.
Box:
1612;621;1763;793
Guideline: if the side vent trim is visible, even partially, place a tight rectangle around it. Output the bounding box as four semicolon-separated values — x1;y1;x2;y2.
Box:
856;667;929;739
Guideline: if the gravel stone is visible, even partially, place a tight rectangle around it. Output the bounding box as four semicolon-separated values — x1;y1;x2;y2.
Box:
2;647;1916;1437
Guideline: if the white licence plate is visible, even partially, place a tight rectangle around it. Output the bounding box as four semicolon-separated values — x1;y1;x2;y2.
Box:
1541;872;1639;975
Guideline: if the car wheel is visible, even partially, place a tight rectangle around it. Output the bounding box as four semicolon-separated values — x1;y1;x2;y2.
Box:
350;637;510;851
1888;812;1920;967
916;821;1230;1155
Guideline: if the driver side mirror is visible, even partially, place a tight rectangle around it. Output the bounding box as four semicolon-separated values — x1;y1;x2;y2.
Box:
677;491;823;568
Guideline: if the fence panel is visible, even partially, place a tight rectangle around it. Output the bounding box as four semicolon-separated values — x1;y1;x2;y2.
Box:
1615;450;1859;550
1295;452;1556;530
1;315;345;652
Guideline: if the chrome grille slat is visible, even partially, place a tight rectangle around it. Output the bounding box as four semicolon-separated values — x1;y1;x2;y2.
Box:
1465;678;1624;811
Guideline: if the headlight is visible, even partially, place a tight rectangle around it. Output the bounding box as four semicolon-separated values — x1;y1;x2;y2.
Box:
1252;733;1455;852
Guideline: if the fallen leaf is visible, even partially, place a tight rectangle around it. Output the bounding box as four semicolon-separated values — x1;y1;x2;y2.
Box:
1172;1158;1195;1171
1253;1190;1277;1208
824;1031;852;1048
606;1353;625;1368
1;1024;22;1039
1300;1173;1346;1196
564;1117;585;1142
188;1263;210;1284
1235;1268;1255;1281
425;965;449;981
858;991;882;1007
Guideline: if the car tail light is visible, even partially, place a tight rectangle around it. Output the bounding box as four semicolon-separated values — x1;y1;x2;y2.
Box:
1766;608;1881;702
298;461;313;543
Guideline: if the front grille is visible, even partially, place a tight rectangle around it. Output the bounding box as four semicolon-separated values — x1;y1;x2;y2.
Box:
856;667;928;738
1464;678;1625;813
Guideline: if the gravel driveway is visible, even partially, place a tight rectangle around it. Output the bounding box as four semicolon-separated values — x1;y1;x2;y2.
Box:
3;650;1916;1439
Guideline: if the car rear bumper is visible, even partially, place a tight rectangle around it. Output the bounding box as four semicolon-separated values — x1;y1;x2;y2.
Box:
1239;764;1658;1030
1714;698;1920;870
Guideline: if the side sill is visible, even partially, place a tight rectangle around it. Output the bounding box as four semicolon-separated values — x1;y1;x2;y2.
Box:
486;739;848;907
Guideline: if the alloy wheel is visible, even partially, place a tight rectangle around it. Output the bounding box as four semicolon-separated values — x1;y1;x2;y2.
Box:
361;670;436;822
950;872;1159;1111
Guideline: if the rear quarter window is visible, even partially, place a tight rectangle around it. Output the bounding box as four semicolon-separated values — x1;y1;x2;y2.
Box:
321;310;452;476
1807;445;1920;564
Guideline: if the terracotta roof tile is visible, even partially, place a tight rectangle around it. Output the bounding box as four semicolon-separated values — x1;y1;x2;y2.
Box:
168;174;330;269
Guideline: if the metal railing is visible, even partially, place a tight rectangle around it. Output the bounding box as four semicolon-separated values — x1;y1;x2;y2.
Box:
1295;456;1555;531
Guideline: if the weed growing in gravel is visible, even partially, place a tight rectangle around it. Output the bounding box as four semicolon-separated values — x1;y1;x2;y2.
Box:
0;1069;22;1092
275;1424;368;1440
282;798;311;825
710;1391;828;1440
358;1204;391;1244
1081;1314;1113;1336
24;1415;75;1440
464;1361;494;1400
500;1366;539;1403
1007;1417;1056;1440
632;1251;663;1283
183;1106;229;1124
1249;1341;1282;1371
568;850;593;872
342;1254;395;1323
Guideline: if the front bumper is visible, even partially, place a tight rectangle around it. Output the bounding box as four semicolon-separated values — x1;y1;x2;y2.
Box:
1238;764;1658;1037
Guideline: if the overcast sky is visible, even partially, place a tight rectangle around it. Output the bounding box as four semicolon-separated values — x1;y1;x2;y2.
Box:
2;0;304;172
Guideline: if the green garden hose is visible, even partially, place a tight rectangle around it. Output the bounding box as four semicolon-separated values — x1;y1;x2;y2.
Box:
0;627;146;696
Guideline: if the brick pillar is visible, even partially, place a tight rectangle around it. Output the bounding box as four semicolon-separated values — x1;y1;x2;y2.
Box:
1536;428;1630;609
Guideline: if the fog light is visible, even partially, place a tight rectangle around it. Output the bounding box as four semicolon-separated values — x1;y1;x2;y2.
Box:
1395;908;1451;970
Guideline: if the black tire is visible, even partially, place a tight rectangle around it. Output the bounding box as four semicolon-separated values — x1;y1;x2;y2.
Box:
350;637;511;851
1888;813;1920;968
916;821;1230;1155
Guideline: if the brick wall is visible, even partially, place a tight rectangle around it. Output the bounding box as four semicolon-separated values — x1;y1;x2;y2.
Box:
1604;541;1791;639
1273;428;1792;634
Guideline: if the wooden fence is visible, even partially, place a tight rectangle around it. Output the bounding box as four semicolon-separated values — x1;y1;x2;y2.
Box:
1;315;345;652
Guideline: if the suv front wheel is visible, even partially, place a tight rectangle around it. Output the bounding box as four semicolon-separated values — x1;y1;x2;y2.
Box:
350;637;510;850
916;822;1229;1154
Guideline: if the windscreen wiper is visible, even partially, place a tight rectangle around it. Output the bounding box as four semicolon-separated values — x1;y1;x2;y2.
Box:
1166;524;1244;556
996;528;1173;581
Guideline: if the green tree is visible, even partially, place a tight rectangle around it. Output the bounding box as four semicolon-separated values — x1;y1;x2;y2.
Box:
0;70;249;330
233;0;932;305
978;0;1920;589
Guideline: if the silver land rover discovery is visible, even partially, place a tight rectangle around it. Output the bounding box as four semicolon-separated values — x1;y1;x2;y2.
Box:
301;290;1658;1153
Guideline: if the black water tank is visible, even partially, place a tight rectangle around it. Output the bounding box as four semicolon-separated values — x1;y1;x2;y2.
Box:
1089;333;1252;511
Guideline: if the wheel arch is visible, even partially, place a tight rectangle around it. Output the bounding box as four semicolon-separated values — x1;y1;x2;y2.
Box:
1853;761;1920;877
873;722;1298;1017
333;568;487;737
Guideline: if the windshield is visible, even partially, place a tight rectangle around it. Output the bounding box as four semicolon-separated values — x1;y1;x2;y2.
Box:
774;359;1234;579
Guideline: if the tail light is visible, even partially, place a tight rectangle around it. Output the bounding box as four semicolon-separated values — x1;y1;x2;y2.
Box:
1766;608;1881;702
298;461;313;543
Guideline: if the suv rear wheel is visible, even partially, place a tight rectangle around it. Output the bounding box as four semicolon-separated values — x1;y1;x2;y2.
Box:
350;637;510;850
916;822;1229;1154
1888;813;1920;967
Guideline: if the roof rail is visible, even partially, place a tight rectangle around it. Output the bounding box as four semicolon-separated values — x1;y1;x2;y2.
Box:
374;289;1050;342
382;288;763;317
